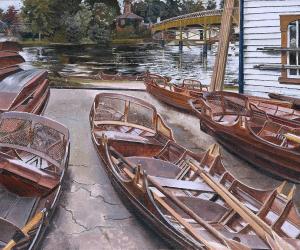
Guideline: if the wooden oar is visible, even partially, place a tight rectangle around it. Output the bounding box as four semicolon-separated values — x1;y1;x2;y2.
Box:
148;175;250;250
190;163;295;249
3;210;45;250
285;133;300;143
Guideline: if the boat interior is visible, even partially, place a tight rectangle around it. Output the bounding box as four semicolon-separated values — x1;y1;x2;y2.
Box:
105;139;300;249
0;112;70;248
146;74;205;98
90;93;173;156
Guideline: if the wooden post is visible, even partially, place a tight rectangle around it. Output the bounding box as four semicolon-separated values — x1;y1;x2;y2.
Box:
210;0;236;91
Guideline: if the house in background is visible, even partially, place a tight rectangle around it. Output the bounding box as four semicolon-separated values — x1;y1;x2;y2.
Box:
116;0;143;33
239;0;300;97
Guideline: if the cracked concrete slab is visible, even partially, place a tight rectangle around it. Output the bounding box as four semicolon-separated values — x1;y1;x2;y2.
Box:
41;88;299;249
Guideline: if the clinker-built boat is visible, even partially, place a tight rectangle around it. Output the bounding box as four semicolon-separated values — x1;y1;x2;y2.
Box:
0;51;25;68
0;69;50;115
144;73;207;111
190;92;300;183
0;112;70;249
90;93;300;249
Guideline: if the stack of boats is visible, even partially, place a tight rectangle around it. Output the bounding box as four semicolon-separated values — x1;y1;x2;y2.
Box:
0;41;70;249
90;92;300;249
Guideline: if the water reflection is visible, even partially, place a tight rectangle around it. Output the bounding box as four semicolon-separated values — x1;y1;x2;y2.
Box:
20;44;239;85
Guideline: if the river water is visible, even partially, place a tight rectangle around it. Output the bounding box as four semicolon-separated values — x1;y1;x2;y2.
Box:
20;43;239;86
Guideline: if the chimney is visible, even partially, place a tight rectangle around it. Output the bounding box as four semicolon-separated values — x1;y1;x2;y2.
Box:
124;0;132;14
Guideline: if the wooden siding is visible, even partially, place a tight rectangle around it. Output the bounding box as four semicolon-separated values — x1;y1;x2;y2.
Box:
243;0;300;97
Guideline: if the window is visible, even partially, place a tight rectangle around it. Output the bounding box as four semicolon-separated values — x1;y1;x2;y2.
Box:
287;20;300;78
279;15;300;84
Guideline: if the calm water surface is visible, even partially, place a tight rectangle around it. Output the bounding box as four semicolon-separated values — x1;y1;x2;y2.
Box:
20;44;239;85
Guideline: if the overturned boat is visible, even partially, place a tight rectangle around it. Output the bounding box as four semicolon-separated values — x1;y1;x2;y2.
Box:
144;73;207;112
0;41;22;52
0;112;70;249
0;51;25;68
190;92;300;183
0;69;50;115
90;93;300;249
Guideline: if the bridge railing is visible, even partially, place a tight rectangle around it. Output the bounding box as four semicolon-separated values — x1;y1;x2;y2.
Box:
153;9;223;27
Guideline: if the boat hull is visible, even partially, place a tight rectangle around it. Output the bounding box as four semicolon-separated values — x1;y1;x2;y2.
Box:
200;117;300;183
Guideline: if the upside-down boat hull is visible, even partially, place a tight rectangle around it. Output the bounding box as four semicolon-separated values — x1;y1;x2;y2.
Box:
0;51;25;68
198;110;300;183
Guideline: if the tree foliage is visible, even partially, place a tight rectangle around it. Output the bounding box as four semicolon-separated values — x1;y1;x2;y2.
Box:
206;0;217;10
3;5;18;27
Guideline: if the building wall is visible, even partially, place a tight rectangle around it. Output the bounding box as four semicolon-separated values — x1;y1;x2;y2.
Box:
243;0;300;97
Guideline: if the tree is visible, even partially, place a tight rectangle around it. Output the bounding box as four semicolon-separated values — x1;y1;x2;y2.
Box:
65;3;92;43
88;3;117;44
3;6;18;27
85;0;120;14
181;0;205;14
22;0;53;39
0;8;4;20
219;0;225;8
206;0;217;10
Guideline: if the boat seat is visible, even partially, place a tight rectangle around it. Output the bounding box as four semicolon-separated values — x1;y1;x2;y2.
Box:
94;130;161;146
126;157;182;178
150;176;214;193
0;185;39;228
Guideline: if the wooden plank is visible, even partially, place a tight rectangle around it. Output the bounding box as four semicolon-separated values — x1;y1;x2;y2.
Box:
210;0;236;91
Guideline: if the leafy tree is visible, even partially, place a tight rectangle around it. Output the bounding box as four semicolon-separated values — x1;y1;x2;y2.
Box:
22;0;53;39
85;0;120;14
0;8;4;20
65;3;92;43
206;0;217;10
165;0;181;19
88;3;117;44
219;0;225;8
3;6;18;27
181;0;205;14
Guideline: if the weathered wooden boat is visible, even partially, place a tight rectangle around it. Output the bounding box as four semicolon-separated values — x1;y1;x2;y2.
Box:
90;93;300;249
203;91;300;126
269;93;300;110
0;51;25;68
92;71;149;81
0;66;22;81
0;111;70;249
0;41;22;52
0;69;50;115
92;127;300;247
89;93;174;157
190;93;300;183
144;73;208;111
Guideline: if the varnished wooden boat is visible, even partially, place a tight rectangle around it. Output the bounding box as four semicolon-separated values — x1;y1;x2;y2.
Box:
90;93;300;249
144;73;207;111
89;93;174;157
0;69;50;115
203;91;300;126
0;51;25;68
190;92;300;183
269;93;300;110
0;41;22;52
0;112;70;249
0;66;22;81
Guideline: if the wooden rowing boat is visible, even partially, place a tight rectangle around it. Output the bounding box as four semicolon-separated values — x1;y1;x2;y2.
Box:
0;51;25;69
203;91;300;126
0;69;50;115
89;93;174;157
269;93;300;110
0;112;70;249
0;41;22;52
190;92;300;183
90;93;300;249
144;73;207;112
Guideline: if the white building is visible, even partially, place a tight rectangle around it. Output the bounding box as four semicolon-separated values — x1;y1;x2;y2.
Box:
240;0;300;97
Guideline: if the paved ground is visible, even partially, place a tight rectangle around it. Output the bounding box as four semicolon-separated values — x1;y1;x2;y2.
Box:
41;88;299;249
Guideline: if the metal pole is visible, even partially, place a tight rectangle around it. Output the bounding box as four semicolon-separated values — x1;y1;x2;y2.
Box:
238;0;245;94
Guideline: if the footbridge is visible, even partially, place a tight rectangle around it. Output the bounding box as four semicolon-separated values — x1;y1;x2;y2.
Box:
151;9;239;33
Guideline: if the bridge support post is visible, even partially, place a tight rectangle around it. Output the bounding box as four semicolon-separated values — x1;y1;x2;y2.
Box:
161;31;165;47
179;26;183;51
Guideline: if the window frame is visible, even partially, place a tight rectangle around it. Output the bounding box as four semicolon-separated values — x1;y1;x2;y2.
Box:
279;14;300;84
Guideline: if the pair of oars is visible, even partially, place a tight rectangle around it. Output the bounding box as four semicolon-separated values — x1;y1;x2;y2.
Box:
3;209;46;250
